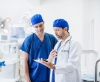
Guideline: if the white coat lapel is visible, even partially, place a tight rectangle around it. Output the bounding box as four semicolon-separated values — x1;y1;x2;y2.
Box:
58;36;72;50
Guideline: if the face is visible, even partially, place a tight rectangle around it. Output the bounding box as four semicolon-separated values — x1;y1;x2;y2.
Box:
33;22;44;35
53;27;65;40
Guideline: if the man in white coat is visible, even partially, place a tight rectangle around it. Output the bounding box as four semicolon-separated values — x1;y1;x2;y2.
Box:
39;19;82;82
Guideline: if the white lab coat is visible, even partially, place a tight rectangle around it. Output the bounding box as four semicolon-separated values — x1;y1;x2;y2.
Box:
50;36;82;82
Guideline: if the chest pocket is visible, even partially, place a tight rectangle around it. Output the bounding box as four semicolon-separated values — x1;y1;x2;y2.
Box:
58;42;70;61
61;42;70;53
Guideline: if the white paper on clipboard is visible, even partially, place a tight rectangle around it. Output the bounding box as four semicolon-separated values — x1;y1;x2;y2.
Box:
34;59;48;63
34;59;41;63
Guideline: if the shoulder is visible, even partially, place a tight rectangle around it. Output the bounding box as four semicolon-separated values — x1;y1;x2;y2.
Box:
70;39;82;49
23;33;34;43
45;33;58;41
45;33;55;37
45;33;58;46
25;33;34;40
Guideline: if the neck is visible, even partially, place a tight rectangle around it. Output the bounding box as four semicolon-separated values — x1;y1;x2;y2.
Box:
36;33;44;37
35;32;44;41
61;34;70;43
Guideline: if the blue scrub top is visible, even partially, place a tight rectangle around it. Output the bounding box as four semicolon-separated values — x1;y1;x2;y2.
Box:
20;33;57;82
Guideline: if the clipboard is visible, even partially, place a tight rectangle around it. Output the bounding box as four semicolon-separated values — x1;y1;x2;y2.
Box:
34;59;48;63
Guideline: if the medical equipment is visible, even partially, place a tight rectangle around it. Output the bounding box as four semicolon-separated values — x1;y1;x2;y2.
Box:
0;17;11;34
0;59;20;82
0;43;20;82
43;59;48;62
81;50;100;82
34;59;48;62
0;61;5;67
20;12;32;33
0;34;9;43
95;59;100;82
0;61;5;72
0;43;19;59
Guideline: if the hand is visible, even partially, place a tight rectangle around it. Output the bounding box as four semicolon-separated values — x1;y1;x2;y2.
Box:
47;49;57;62
26;78;31;82
39;58;55;70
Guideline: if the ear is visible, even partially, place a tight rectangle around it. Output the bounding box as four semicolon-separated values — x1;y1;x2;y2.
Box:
64;28;69;32
64;28;67;31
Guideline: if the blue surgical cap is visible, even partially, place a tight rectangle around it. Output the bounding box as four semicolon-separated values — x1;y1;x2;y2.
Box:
31;14;44;25
53;19;69;30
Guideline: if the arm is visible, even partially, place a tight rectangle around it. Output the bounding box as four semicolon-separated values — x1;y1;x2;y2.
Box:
20;34;33;82
47;49;57;62
40;42;82;74
22;52;31;82
55;41;82;74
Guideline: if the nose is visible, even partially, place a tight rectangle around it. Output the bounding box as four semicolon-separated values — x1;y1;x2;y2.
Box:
37;26;42;30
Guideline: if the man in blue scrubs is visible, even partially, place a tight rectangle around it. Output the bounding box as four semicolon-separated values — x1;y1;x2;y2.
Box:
20;14;57;82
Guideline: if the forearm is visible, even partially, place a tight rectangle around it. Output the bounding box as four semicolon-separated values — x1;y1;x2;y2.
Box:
47;49;57;62
23;62;31;82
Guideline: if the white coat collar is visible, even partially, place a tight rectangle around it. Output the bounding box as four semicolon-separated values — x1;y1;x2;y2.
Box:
59;35;72;49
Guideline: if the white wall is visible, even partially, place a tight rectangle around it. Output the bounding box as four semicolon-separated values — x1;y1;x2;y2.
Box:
82;0;100;76
94;0;100;53
94;0;100;75
82;0;100;52
0;0;33;22
82;0;91;50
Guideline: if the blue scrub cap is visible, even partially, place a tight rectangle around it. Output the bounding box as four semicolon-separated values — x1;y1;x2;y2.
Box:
31;14;44;25
53;19;69;30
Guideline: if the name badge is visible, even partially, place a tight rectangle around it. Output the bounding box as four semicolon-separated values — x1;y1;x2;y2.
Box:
61;50;69;52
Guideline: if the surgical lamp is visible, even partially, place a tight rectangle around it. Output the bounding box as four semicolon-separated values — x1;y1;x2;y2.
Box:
20;12;33;33
0;17;11;34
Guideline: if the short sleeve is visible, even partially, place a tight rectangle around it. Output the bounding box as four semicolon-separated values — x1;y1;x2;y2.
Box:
48;34;58;48
20;34;33;54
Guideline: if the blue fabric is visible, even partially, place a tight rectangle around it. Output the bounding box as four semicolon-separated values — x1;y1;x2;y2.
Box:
31;14;44;25
20;33;57;82
53;19;69;30
52;42;61;82
0;61;5;67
